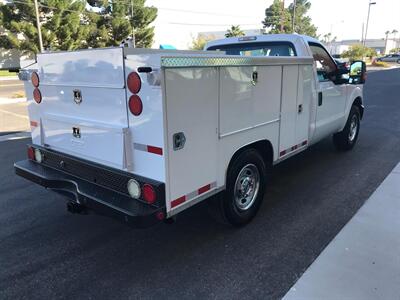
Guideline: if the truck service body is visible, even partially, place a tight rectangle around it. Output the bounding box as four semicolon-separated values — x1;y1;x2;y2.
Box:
15;34;365;227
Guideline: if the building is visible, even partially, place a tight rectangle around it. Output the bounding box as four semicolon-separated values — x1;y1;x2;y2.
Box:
329;38;400;56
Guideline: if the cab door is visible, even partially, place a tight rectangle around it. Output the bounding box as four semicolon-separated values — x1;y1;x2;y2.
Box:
308;43;347;142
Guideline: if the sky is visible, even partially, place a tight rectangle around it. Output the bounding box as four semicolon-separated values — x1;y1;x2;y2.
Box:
146;0;400;49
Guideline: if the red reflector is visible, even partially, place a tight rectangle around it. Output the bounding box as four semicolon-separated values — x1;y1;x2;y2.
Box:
128;95;143;116
31;72;39;87
30;120;38;127
198;184;211;195
127;72;142;94
33;88;42;103
147;145;163;156
142;184;156;204
156;211;165;220
171;196;186;208
27;146;35;160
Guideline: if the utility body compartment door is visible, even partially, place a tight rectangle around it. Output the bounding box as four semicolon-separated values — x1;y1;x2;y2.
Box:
164;68;219;210
32;48;129;170
279;65;313;157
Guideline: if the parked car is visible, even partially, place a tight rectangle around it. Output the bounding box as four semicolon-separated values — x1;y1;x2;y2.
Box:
377;54;400;63
334;58;350;70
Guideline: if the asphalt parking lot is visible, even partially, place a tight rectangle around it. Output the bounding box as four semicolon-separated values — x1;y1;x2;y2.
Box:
1;69;400;299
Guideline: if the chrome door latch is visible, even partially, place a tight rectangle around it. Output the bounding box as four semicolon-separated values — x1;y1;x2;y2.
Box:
173;132;186;151
298;104;303;113
251;71;258;86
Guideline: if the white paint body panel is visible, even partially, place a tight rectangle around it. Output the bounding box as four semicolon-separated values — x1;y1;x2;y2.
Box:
164;68;219;208
37;48;125;88
219;66;281;137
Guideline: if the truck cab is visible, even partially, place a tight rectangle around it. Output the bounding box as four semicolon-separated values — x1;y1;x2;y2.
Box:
205;34;365;148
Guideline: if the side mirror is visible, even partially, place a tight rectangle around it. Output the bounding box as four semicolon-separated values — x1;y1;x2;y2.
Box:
349;61;366;84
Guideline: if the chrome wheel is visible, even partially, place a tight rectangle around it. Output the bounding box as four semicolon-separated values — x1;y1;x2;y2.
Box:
348;114;358;142
234;164;260;211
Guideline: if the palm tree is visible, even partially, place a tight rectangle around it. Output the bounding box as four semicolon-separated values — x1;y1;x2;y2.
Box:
392;29;399;49
384;30;391;54
225;25;245;38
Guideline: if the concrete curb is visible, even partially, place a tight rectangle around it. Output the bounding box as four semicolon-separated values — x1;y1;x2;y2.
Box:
0;131;31;142
283;162;400;300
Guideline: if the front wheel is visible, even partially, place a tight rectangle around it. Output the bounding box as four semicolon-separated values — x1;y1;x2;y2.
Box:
333;105;361;151
218;149;269;226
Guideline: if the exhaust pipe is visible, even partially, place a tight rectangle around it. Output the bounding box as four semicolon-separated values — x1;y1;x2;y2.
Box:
67;201;88;215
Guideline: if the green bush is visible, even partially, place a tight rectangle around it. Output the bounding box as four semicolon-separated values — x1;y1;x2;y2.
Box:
341;44;376;60
372;61;390;68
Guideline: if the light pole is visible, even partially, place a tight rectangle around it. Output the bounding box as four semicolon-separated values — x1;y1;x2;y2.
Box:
363;0;376;46
33;0;44;53
292;0;296;33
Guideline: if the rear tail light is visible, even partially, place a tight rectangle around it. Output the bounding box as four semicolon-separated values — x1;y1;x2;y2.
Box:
27;146;35;160
128;95;143;116
142;184;156;204
31;72;40;87
27;146;44;162
33;88;42;103
127;72;142;94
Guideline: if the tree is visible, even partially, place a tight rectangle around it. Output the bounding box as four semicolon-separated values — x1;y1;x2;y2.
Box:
86;0;157;48
288;0;317;37
0;0;157;55
189;34;215;50
321;33;336;44
262;0;291;34
341;44;377;60
0;0;89;54
392;29;398;41
389;47;400;53
262;0;317;37
384;30;390;54
225;25;245;38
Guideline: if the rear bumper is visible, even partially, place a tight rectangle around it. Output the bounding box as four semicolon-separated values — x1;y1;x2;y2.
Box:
14;157;165;228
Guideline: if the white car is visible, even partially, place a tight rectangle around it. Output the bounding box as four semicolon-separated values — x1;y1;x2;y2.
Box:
15;34;365;227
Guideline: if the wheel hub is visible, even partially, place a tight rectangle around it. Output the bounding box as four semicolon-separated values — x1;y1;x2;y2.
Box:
348;115;358;142
234;164;260;211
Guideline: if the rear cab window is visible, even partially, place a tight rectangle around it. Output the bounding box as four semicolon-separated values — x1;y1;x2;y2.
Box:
207;42;297;57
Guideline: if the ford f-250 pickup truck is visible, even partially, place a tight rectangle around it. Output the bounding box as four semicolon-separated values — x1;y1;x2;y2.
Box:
15;34;366;227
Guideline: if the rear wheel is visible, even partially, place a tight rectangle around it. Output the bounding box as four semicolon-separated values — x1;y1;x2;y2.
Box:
217;149;269;226
333;105;360;151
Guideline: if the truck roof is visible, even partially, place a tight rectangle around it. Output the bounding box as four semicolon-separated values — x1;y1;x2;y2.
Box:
205;34;321;57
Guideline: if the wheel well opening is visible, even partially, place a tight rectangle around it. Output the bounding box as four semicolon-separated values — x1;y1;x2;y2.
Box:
353;97;364;119
227;140;273;177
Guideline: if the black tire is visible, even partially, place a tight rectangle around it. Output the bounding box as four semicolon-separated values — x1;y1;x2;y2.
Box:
397;59;400;64
217;149;269;227
333;105;361;151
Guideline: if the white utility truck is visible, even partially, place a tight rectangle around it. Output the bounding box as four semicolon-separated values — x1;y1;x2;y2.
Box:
15;34;366;227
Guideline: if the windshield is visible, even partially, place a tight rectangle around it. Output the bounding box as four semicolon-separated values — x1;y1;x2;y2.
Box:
206;42;297;57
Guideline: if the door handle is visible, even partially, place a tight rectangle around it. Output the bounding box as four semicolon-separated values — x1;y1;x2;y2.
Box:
318;92;323;106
